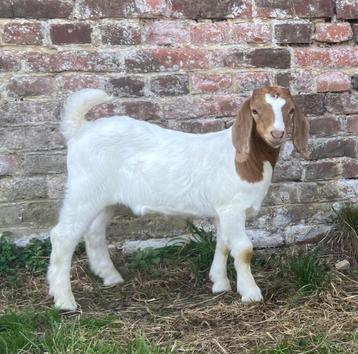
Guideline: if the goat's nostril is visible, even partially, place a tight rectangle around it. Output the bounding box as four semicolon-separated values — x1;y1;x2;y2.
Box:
271;130;284;139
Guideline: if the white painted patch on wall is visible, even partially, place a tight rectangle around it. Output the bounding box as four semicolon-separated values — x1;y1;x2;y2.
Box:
265;93;286;131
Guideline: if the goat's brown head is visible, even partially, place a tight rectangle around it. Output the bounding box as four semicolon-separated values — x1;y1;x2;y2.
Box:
232;87;310;162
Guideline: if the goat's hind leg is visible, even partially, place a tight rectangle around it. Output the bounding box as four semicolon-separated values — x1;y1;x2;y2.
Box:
47;202;101;311
84;208;124;287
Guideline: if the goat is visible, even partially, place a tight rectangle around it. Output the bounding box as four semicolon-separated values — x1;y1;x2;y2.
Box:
47;87;309;310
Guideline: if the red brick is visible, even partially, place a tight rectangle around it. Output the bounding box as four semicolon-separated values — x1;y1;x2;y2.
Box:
235;72;272;92
121;101;161;120
347;116;358;133
170;0;252;19
58;73;105;92
309;116;341;136
342;159;358;178
135;0;168;17
0;155;18;176
275;23;312;44
12;0;73;19
255;0;334;18
293;94;326;115
330;47;358;67
152;48;210;71
100;22;141;45
150;74;189;96
144;20;190;45
4;22;43;45
191;73;232;94
336;0;358;19
0;2;13;17
191;23;230;44
8;76;55;97
309;138;357;160
50;23;92;44
294;48;330;67
317;72;351;93
247;48;291;69
314;23;353;43
231;23;272;43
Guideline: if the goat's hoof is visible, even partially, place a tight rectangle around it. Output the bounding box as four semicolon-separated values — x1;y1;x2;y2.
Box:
103;272;124;287
212;279;232;293
54;296;77;311
240;288;263;303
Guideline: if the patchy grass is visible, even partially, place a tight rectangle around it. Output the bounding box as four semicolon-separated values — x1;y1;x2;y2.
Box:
1;226;358;353
323;206;358;265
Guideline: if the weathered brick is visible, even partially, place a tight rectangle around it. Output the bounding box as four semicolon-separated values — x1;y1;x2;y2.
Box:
326;93;358;114
12;0;73;18
0;2;13;17
191;73;232;94
330;47;358;67
314;22;353;43
0;101;61;125
273;161;303;182
0;126;64;152
8;76;55;97
235;72;272;92
293;94;326;115
170;0;252;19
22;201;60;226
47;175;65;199
120;100;161;120
74;0;138;19
309;116;341;136
4;22;43;45
222;49;246;68
150;74;189;96
57;73;106;92
309;138;357;160
353;75;358;90
100;22;141;45
109;76;145;97
144;20;190;45
50;23;92;44
247;48;291;69
21;153;66;175
255;0;334;18
353;24;358;43
275;23;312;44
347;115;358;133
294;48;330;67
0;204;24;228
191;23;230;44
305;161;341;181
231;23;272;43
168;119;225;133
0;51;22;72
317;72;351;93
0;177;47;202
343;159;358;179
135;0;168;17
0;155;18;176
336;0;358;19
265;183;300;205
276;71;315;94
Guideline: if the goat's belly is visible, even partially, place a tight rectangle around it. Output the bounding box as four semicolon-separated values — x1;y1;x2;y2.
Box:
130;204;214;218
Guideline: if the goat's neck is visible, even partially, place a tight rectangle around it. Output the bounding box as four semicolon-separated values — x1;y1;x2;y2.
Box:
235;128;280;183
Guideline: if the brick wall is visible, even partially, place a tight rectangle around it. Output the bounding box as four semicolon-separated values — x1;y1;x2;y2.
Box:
0;0;357;248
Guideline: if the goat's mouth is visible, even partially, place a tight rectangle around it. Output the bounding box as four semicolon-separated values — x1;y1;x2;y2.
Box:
265;137;284;149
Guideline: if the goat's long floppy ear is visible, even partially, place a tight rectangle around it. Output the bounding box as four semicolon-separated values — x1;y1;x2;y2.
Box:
293;103;310;159
232;99;253;162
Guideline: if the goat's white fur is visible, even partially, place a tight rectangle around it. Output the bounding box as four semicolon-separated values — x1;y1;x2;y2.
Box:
48;89;277;310
265;93;286;131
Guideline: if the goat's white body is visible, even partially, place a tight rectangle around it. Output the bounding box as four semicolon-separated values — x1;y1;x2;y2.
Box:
67;116;272;219
48;89;274;310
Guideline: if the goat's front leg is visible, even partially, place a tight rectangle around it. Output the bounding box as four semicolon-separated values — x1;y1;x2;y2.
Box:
217;208;263;303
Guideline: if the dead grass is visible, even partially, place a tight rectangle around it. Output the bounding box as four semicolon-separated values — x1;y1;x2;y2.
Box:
1;247;358;353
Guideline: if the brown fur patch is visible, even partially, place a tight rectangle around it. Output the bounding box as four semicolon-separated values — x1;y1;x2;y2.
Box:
235;127;280;183
238;247;253;264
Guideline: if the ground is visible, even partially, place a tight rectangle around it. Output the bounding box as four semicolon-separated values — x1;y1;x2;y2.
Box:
1;241;358;353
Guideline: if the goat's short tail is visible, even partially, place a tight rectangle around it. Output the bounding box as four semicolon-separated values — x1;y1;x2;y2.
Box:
61;88;112;142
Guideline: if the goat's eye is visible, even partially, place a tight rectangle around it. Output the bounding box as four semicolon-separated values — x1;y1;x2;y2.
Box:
252;109;258;115
289;108;295;115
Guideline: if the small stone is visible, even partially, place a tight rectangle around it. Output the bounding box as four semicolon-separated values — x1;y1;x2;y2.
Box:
335;259;350;271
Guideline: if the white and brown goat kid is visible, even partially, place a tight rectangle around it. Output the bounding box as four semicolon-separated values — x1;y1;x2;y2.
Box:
47;87;309;310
